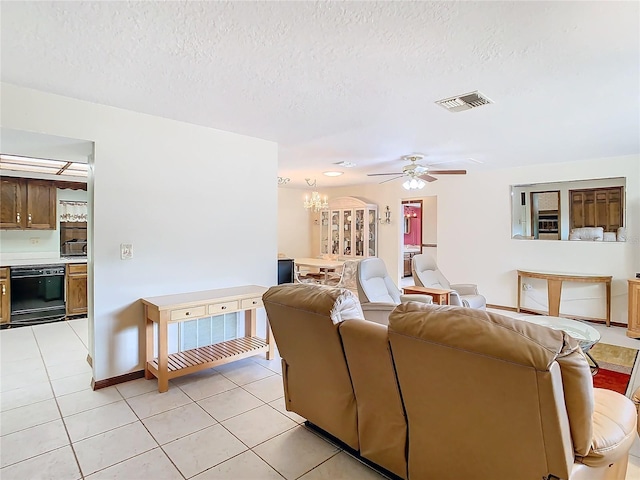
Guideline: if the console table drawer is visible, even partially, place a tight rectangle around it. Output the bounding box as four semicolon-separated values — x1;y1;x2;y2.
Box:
209;300;239;315
241;297;263;309
170;305;206;321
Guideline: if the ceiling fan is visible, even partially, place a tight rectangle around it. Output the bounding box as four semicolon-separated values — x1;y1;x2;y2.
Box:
367;154;466;188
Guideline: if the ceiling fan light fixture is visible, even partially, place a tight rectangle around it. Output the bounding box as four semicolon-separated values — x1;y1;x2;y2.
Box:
402;178;425;190
323;171;343;177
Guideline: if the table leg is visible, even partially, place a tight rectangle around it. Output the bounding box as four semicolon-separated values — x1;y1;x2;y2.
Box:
517;274;522;313
547;279;563;317
605;280;611;327
245;309;257;337
144;307;154;380
585;351;600;376
157;314;169;393
266;320;275;360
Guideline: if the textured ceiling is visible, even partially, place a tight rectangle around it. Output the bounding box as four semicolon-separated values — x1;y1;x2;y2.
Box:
1;1;638;187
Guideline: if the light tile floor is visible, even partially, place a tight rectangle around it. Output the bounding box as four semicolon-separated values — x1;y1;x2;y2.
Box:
1;312;639;479
0;318;386;480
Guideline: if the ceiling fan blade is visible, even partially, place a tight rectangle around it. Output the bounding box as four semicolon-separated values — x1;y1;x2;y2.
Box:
427;169;467;175
419;174;438;183
379;175;404;184
367;172;403;176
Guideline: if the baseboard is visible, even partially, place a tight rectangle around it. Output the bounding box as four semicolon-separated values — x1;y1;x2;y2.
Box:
487;305;627;328
486;304;517;312
92;370;145;390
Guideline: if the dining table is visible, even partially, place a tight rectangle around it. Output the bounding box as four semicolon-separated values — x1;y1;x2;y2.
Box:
294;257;345;284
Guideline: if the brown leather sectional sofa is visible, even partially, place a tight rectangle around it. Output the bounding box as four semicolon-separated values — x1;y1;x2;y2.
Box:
262;283;638;480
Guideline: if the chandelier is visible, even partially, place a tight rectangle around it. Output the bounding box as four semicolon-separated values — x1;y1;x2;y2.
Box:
304;191;328;212
402;177;426;190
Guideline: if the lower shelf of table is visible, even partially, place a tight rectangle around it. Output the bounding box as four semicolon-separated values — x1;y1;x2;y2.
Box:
147;336;269;380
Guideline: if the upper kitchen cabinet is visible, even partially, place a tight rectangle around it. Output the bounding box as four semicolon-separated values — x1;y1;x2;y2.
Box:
0;177;56;230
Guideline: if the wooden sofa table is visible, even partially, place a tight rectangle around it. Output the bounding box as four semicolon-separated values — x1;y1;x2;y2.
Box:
142;285;272;393
403;286;454;305
517;270;612;326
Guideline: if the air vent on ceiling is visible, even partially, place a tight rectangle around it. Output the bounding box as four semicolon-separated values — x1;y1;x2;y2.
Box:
435;91;493;112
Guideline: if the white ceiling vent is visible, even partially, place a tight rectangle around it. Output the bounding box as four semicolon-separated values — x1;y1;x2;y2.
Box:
435;91;493;112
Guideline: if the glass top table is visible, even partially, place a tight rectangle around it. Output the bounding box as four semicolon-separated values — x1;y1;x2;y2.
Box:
517;315;601;374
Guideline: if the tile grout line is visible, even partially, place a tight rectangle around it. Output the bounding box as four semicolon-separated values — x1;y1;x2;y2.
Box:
30;322;86;479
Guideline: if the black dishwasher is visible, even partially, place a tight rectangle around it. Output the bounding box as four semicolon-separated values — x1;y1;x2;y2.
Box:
10;265;66;324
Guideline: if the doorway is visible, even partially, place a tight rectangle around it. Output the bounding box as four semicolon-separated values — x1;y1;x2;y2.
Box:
400;197;437;283
402;200;422;278
0;127;94;357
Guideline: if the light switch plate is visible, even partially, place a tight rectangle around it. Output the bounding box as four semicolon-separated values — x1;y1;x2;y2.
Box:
120;243;133;260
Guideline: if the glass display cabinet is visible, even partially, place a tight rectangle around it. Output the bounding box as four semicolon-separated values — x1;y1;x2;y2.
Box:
319;197;378;258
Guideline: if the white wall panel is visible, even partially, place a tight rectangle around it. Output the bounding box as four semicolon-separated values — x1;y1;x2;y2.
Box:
1;83;278;381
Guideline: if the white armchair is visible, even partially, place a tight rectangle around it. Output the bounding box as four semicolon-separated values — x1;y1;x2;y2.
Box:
411;254;486;310
356;258;433;324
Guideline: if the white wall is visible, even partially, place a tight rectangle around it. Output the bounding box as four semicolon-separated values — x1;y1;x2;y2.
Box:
1;83;278;381
0;186;88;255
315;155;639;324
277;187;314;259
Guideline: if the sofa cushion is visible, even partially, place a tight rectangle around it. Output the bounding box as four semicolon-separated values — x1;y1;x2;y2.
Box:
569;227;604;241
578;388;637;467
262;284;362;450
389;303;594;458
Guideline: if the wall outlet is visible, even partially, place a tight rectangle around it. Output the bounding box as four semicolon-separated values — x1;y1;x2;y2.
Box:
30;237;40;245
120;243;133;260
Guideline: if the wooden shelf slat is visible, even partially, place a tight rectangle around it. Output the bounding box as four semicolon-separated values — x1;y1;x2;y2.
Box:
149;336;268;373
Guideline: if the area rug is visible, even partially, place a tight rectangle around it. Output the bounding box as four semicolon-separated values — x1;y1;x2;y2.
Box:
589;343;638;395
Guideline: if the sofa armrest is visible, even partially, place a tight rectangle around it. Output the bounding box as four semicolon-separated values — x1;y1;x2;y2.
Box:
579;388;637;468
450;284;479;295
399;294;433;304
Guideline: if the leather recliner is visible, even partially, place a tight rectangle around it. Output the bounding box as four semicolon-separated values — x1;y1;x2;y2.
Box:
411;253;486;309
356;257;433;324
262;284;638;480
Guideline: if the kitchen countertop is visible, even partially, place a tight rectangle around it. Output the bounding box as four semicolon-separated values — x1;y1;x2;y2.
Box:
0;256;87;267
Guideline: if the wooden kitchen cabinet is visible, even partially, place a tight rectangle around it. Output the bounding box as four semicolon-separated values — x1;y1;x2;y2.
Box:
66;264;88;316
0;177;56;230
570;186;623;232
627;278;640;338
0;267;10;324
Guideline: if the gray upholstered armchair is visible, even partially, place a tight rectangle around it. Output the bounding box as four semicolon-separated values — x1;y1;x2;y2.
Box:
411;253;486;309
356;257;432;324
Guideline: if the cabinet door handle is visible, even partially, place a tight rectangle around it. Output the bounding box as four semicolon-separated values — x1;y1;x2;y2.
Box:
221;306;227;310
185;312;190;316
28;214;32;224
1;284;5;295
252;301;257;305
16;212;20;223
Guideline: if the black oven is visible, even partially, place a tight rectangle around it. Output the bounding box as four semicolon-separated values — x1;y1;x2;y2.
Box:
10;265;66;324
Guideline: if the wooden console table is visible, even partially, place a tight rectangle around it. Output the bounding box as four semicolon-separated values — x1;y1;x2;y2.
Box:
142;285;273;393
628;278;640;338
403;286;453;305
517;270;612;326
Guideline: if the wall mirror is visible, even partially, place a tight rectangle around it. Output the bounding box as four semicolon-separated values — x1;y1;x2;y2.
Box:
511;177;626;241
